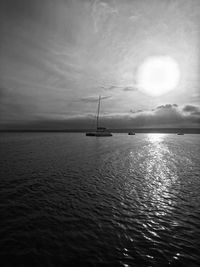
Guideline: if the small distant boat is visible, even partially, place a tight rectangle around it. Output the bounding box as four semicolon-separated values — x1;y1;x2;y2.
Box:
86;96;112;137
177;132;184;135
128;131;135;135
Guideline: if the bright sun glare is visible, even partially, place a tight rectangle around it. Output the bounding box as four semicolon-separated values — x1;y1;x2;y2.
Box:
137;56;180;96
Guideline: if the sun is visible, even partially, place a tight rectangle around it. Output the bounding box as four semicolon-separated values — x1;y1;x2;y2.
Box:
137;56;180;96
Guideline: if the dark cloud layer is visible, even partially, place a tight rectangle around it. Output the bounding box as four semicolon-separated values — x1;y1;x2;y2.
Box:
156;104;178;109
183;105;199;113
1;103;199;130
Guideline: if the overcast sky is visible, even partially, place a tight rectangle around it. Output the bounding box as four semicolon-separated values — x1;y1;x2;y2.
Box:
0;0;200;129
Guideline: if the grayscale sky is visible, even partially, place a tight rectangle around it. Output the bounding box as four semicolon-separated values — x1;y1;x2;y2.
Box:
0;0;200;129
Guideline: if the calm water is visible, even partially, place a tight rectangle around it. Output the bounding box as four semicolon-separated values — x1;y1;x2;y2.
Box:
0;133;200;266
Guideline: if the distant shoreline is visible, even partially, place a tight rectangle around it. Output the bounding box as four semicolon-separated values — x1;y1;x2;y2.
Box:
1;128;200;134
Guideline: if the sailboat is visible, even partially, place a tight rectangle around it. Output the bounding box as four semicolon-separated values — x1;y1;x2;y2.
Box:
86;96;112;137
128;131;135;135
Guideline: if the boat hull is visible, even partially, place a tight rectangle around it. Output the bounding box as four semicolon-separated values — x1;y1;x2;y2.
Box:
86;132;112;137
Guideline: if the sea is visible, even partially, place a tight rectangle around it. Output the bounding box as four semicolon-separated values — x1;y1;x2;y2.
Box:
0;133;200;267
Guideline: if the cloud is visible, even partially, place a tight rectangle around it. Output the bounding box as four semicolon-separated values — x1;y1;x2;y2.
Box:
130;109;143;113
182;104;200;113
156;104;178;110
92;0;118;33
123;86;138;92
104;85;138;91
129;14;140;21
101;104;200;128
1;103;200;130
106;85;117;90
80;95;111;102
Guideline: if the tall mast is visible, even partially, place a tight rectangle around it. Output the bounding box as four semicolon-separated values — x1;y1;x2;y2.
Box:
96;95;101;129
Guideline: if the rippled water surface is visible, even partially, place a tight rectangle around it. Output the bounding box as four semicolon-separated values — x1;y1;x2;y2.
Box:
0;133;200;266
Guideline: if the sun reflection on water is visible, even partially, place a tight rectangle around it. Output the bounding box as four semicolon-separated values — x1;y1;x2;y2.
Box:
124;134;180;222
143;134;178;216
123;133;181;247
123;134;183;262
147;133;166;143
126;134;180;219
